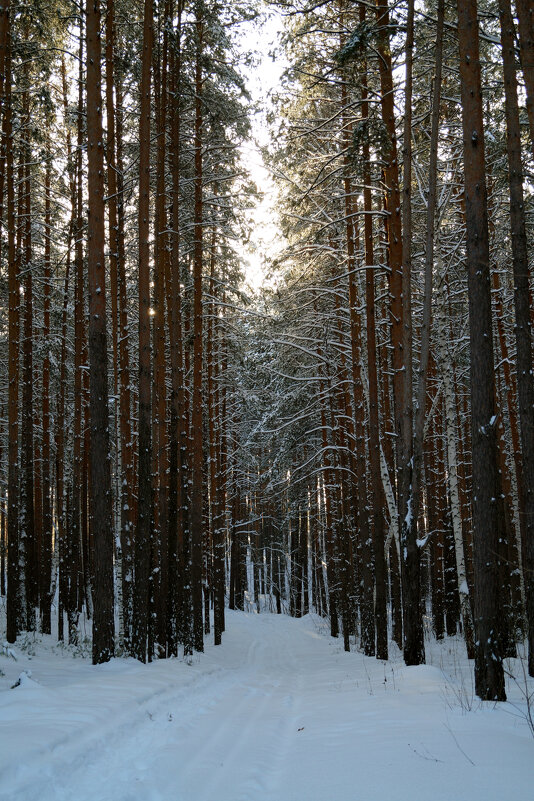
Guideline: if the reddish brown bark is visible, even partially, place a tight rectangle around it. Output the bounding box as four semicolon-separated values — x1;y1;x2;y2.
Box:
515;0;534;156
86;0;115;664
132;0;154;662
40;146;53;634
191;11;205;652
5;1;20;642
457;0;505;700
360;1;388;658
498;0;534;674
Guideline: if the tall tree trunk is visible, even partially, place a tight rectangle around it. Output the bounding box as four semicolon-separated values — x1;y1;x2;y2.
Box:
5;2;20;642
0;2;7;605
21;125;36;632
68;41;85;644
515;0;534;156
438;274;475;656
426;410;445;639
338;29;374;654
55;55;77;643
498;0;534;675
208;234;225;645
406;0;447;664
55;260;71;643
40;145;52;634
191;8;205;652
167;4;190;654
398;0;425;667
152;8;170;653
360;1;388;658
132;0;154;663
457;0;505;701
105;0;121;637
375;0;411;659
106;0;134;651
86;0;115;664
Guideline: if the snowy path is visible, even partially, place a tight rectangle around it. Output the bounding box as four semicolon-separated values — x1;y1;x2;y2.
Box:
1;611;532;801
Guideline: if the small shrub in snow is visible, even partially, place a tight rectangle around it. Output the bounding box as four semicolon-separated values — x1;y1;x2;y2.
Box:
18;632;38;656
2;642;17;661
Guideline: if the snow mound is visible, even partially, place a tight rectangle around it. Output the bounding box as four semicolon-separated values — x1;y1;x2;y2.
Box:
11;671;41;690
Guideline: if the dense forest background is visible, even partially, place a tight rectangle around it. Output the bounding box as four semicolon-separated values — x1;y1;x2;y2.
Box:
0;0;533;706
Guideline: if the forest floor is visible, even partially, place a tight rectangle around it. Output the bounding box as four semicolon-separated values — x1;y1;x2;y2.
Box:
0;608;532;801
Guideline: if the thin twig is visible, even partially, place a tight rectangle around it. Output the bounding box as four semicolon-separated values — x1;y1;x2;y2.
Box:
444;723;475;766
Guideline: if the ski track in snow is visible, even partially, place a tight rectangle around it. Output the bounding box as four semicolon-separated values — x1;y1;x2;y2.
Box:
1;610;532;801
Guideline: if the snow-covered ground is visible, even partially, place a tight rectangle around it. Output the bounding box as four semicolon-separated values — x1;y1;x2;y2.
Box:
1;610;532;801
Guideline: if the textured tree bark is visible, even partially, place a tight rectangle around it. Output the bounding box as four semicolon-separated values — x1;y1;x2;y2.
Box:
438;411;461;637
68;45;85;644
167;4;191;653
5;0;21;643
105;1;119;400
55;260;70;644
498;0;534;675
21;124;36;632
207;231;225;645
515;0;534;156
215;331;228;635
132;0;154;663
313;484;327;616
104;0;121;640
289;503;299;618
0;4;7;606
191;9;205;652
375;0;415;661
317;331;339;639
438;274;475;657
337;36;375;652
301;496;309;616
82;382;93;622
491;270;526;623
40;145;53;634
0;416;5;598
86;0;115;664
55;55;77;644
398;0;426;667
425;410;444;640
353;2;388;659
106;0;134;653
406;0;447;665
457;0;505;700
331;263;356;650
152;10;170;654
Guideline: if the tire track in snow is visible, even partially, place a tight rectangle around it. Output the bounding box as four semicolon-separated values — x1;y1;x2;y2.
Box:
160;620;308;801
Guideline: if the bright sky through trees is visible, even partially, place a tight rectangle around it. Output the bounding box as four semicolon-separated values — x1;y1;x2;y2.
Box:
238;10;287;291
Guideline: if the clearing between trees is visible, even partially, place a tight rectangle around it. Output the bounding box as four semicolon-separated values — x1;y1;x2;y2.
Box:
1;610;532;801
